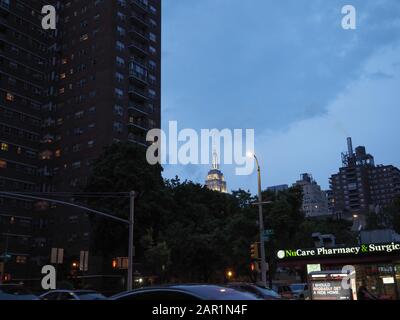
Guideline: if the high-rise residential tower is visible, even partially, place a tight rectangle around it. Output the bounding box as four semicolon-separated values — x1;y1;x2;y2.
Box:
0;0;161;283
330;138;400;228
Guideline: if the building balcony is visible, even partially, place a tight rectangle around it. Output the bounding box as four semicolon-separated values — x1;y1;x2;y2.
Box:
130;55;147;68
0;0;10;11
131;0;149;13
129;70;148;85
128;86;148;101
129;25;148;42
128;103;153;115
128;119;148;131
128;133;148;147
128;40;148;57
130;11;149;28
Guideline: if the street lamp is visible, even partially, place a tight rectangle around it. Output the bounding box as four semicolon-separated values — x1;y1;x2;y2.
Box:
247;152;268;288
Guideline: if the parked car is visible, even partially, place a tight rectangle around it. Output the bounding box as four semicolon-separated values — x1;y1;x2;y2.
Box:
271;284;294;299
110;284;262;300
226;282;283;300
40;290;107;300
289;283;310;300
0;284;38;300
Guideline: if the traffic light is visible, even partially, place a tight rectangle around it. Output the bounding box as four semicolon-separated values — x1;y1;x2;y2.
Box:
250;242;259;260
250;262;260;273
112;259;118;269
112;257;129;270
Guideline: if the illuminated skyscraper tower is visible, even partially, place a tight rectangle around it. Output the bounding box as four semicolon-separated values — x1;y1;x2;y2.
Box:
205;151;227;193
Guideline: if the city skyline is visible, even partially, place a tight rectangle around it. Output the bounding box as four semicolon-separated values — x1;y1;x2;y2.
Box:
161;0;400;193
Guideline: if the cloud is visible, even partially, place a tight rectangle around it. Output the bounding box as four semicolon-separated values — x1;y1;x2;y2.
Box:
224;43;400;192
161;1;400;193
367;72;394;80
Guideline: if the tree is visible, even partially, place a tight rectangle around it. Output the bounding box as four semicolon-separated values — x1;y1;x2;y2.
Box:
83;143;359;284
365;198;400;233
83;142;168;270
141;229;171;283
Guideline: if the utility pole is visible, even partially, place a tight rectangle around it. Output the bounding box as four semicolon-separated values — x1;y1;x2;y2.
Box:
256;160;268;288
127;191;135;291
247;152;269;288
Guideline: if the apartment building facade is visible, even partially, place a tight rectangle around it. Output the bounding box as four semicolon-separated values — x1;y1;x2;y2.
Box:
0;0;161;284
330;138;400;227
294;173;330;218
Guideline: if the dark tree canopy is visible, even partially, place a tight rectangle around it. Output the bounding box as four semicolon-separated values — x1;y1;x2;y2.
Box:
84;142;358;283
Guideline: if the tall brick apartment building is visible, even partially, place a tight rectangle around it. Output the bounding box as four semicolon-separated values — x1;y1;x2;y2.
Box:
0;0;161;285
330;138;400;229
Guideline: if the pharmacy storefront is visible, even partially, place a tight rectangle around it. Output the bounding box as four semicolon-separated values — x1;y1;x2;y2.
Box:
276;242;400;300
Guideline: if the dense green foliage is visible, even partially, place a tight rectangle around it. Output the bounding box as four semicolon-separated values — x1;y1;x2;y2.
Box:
365;197;400;233
84;142;357;283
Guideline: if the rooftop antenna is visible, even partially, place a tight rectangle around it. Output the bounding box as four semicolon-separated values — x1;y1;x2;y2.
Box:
347;137;354;156
212;149;220;170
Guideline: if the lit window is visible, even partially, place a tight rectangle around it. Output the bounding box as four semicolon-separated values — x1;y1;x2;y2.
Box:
0;160;7;169
16;256;27;264
80;34;89;41
1;143;9;151
6;92;14;101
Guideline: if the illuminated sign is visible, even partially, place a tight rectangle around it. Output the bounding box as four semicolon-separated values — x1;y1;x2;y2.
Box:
307;264;321;274
276;242;400;260
311;281;351;300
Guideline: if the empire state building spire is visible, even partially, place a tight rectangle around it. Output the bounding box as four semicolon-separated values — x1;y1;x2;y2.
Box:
205;150;227;193
212;150;220;170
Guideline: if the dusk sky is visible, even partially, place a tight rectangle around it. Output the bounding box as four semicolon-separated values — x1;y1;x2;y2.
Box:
161;0;400;194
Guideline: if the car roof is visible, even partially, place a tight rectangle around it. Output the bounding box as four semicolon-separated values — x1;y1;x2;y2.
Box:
112;284;259;300
41;290;99;295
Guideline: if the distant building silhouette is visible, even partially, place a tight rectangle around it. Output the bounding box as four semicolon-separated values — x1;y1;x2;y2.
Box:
330;138;400;229
294;174;330;218
267;185;289;193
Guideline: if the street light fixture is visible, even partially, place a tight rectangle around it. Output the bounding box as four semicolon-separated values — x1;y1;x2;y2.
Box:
247;152;268;288
226;270;234;280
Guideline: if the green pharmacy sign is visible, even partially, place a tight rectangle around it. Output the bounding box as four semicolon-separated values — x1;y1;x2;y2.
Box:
276;242;400;260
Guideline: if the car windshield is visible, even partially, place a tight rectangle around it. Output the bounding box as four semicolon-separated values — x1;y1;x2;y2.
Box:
257;287;282;298
290;284;305;292
75;292;106;300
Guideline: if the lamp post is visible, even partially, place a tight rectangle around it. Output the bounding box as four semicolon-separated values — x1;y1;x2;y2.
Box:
127;191;136;292
248;153;268;288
